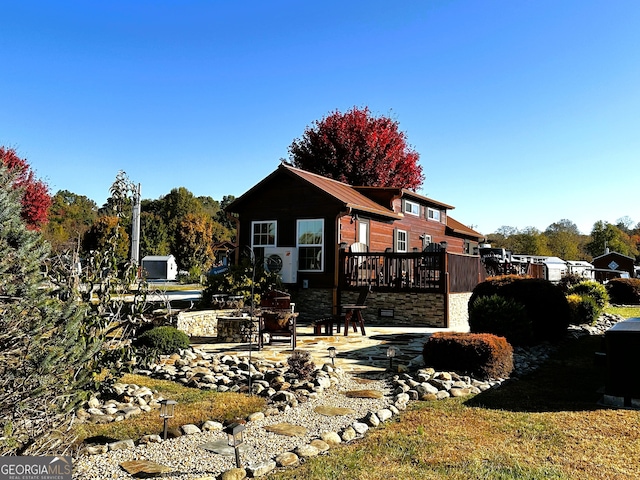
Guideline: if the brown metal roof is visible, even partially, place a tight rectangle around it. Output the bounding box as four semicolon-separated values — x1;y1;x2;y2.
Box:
352;186;455;210
281;165;401;219
446;216;483;238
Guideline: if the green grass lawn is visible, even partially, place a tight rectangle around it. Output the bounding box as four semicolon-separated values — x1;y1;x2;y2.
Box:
71;374;264;446
78;305;640;479
265;308;640;480
604;304;640;319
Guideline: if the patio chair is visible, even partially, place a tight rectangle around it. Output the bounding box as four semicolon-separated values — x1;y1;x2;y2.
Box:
313;287;370;336
339;286;370;336
259;310;297;349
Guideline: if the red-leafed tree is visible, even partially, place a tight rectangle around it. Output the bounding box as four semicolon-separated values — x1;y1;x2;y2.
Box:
0;147;52;230
288;106;424;190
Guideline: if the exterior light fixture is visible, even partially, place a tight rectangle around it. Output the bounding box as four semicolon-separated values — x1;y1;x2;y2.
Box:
327;346;336;367
159;399;177;440
224;422;246;468
386;346;397;371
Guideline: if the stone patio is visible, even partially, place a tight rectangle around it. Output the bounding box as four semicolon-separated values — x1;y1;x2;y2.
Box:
191;323;468;374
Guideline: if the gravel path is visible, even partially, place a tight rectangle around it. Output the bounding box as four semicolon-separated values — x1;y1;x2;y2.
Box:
73;372;392;479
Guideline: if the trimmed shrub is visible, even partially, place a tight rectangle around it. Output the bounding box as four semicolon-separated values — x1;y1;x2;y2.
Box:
567;280;609;309
566;294;601;326
557;273;587;294
135;326;190;355
469;277;571;345
606;278;640;305
468;294;531;346
422;332;513;380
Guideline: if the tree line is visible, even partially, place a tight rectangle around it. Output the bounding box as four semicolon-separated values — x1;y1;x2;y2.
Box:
486;217;640;262
41;177;237;279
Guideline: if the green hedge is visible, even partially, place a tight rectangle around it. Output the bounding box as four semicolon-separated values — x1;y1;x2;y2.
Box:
567;280;609;308
469;276;570;345
135;326;190;355
606;278;640;305
566;294;601;326
468;294;530;346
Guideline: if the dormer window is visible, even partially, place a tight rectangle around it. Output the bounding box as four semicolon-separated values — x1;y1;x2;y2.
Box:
403;200;420;216
427;207;441;222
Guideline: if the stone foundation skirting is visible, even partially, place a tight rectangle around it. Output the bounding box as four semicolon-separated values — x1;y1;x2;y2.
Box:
289;288;470;330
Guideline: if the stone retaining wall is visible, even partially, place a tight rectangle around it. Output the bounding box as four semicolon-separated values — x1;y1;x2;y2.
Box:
178;290;471;336
176;309;237;338
341;291;446;327
289;288;470;330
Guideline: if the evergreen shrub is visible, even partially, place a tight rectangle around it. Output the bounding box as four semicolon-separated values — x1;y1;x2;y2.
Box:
422;332;514;380
606;278;640;305
287;350;316;381
557;273;587;294
135;326;190;355
469;277;570;345
567;280;609;308
468;294;530;346
566;294;601;326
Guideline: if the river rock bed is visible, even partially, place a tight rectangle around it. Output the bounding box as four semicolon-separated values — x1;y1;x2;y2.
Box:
74;313;625;479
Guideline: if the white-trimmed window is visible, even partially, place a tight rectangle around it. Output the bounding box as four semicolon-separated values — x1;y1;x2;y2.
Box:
358;221;369;247
422;234;432;250
297;219;324;271
427;207;441;222
395;229;408;253
403;199;420;216
252;221;277;247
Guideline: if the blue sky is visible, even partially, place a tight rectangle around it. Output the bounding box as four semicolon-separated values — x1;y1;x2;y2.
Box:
2;1;639;235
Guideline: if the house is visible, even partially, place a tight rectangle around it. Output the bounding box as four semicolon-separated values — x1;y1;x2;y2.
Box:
225;163;484;327
592;250;636;281
566;260;595;280
141;255;178;281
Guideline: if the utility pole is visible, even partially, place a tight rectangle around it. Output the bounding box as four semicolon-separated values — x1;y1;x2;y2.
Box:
131;183;141;266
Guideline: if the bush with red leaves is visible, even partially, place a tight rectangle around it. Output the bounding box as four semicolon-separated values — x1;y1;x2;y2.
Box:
423;332;514;380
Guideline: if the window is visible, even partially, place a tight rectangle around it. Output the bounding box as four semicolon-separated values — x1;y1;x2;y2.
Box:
358;221;369;246
404;200;420;216
395;229;408;252
252;221;276;261
427;208;441;222
252;221;277;247
421;234;432;250
297;219;324;271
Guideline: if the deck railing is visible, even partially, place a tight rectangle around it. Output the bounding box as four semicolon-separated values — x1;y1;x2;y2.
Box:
339;250;483;294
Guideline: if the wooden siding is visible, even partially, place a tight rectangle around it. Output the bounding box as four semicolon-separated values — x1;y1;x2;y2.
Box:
232;174;344;288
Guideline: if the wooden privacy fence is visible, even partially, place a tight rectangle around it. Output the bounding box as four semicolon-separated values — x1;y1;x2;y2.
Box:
339;250;483;294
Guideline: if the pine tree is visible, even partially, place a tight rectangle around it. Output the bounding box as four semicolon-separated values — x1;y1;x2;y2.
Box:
0;167;99;455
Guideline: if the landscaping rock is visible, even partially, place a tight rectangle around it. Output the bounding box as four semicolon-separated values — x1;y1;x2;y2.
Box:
320;431;342;446
264;423;307;437
107;439;135;451
310;439;330;452
294;444;319;458
246;459;276;477
275;452;299;467
219;467;247;480
181;424;202;435
119;460;172;476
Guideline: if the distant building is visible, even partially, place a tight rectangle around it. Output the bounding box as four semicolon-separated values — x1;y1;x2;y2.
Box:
592;250;636;281
141;255;178;280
